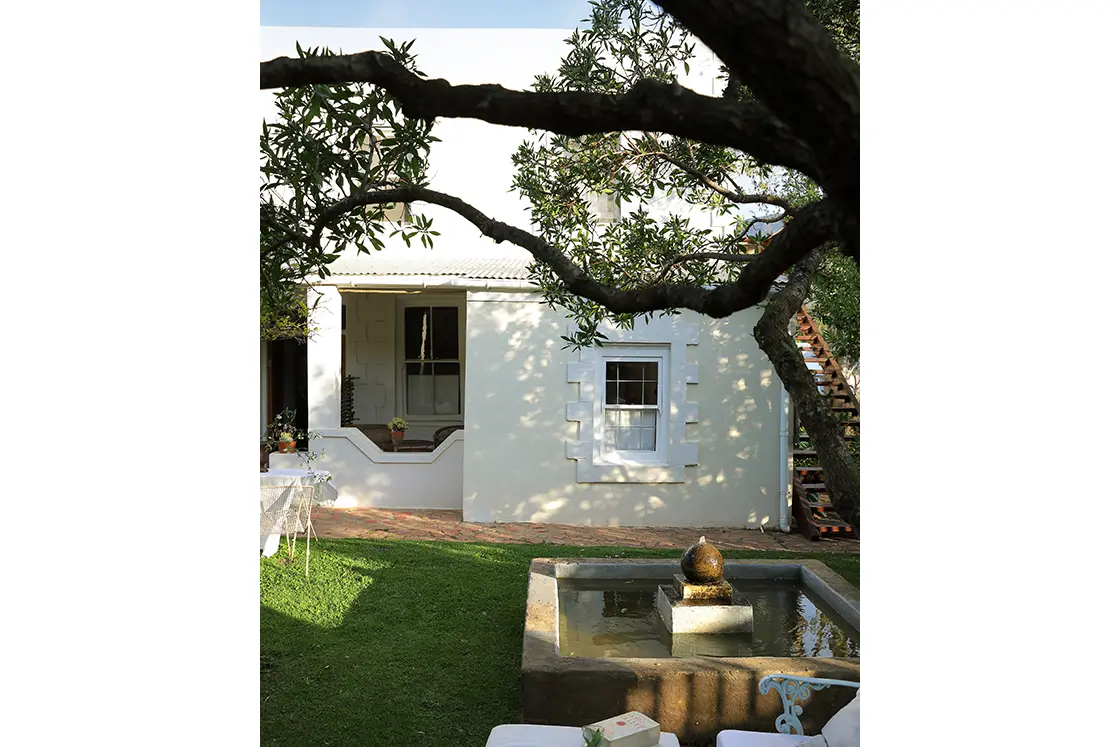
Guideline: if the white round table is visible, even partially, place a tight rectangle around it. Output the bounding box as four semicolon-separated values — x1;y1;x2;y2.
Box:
260;468;331;564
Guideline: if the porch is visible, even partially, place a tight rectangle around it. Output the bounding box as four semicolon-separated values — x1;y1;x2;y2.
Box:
267;283;475;509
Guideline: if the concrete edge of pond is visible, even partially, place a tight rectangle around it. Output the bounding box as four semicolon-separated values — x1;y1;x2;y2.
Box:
521;558;860;742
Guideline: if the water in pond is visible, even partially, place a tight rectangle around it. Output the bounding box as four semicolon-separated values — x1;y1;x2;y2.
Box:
557;578;859;659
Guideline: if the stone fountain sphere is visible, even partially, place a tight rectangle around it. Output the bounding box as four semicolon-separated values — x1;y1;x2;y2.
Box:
680;537;724;583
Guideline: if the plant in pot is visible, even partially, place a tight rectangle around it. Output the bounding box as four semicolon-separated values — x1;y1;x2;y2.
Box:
388;417;409;446
268;409;302;455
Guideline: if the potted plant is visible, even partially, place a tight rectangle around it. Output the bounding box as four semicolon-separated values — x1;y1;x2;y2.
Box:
388;417;409;446
278;431;298;453
268;409;302;454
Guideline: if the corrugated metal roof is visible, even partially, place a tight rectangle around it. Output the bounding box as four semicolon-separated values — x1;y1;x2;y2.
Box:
327;253;533;279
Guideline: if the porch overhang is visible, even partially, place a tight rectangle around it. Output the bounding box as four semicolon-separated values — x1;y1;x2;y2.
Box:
311;275;540;292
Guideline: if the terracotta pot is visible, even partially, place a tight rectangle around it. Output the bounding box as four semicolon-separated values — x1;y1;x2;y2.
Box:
391;431;404;445
260;444;270;473
680;536;724;584
279;440;297;454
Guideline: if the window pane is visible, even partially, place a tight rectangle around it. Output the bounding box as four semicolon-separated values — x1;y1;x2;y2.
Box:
603;412;657;452
406;373;433;415
618;361;652;382
615;427;640;451
431;307;459;360
606;361;658;405
433;372;460;415
405;361;461;415
404;307;431;360
611;410;634;427
617;379;644;405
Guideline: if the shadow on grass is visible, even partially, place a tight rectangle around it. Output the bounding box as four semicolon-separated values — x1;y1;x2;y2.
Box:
260;538;858;747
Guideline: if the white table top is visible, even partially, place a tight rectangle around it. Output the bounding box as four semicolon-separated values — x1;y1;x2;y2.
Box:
260;468;331;485
486;725;680;747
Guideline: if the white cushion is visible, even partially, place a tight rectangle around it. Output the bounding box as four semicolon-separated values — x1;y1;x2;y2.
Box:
716;730;805;747
486;724;680;747
798;690;859;747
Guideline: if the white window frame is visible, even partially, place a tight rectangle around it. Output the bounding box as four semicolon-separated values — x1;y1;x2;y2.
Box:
597;347;669;466
396;295;466;422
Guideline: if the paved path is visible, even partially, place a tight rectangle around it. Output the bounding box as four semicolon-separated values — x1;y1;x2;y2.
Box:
311;508;859;553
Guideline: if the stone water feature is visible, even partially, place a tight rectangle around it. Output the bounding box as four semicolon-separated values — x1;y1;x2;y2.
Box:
520;543;860;743
655;537;753;635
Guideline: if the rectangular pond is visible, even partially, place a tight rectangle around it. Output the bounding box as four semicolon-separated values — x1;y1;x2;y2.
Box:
558;577;859;659
522;558;859;743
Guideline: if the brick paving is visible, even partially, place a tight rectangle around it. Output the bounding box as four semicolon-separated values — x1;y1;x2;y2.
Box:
310;507;859;553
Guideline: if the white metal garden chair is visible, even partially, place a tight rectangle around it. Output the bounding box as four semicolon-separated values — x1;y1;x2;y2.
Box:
259;469;329;577
715;674;860;747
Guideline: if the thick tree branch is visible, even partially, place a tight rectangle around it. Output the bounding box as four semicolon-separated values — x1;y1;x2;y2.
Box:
722;72;742;99
650;251;754;284
260;50;822;183
744;211;788;232
654;0;859;222
306;185;840;318
753;249;860;532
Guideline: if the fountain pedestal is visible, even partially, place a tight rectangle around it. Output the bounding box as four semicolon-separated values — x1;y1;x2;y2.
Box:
656;573;754;635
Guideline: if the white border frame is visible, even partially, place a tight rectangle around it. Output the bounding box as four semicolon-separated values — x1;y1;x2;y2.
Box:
565;320;699;483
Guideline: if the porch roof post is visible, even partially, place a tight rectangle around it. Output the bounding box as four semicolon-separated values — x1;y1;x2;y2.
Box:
307;285;342;430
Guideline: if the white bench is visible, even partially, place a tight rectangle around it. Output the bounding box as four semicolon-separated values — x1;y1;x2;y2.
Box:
484;674;857;747
716;674;860;747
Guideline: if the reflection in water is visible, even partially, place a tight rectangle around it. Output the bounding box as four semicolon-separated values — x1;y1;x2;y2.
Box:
557;578;859;659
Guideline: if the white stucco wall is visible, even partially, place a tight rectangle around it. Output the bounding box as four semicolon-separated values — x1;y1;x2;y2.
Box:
462;293;783;528
307;286;343;430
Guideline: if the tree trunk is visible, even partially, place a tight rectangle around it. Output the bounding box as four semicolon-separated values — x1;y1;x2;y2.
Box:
753;250;860;534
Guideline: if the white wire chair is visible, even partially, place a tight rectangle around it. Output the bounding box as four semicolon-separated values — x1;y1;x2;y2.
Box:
259;474;326;577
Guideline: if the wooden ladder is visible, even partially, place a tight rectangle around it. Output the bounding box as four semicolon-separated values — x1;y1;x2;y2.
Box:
790;307;859;540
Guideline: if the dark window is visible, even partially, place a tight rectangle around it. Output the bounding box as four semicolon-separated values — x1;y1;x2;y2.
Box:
604;359;660;452
404;306;459;361
404;306;461;416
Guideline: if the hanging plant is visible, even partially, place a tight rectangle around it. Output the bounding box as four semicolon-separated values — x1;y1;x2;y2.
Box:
341;375;359;426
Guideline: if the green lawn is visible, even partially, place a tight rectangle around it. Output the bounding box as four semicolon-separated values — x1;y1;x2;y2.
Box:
261;539;859;747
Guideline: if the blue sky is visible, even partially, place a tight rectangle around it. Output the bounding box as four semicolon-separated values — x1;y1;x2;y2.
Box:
261;0;592;28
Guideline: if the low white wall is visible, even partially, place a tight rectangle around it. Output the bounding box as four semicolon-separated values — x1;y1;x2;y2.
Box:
462;293;783;528
269;429;464;509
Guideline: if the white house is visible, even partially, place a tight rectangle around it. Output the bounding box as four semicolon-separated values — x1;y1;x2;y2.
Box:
262;27;793;529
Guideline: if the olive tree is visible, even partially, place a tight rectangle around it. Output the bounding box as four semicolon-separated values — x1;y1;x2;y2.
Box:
259;0;861;530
